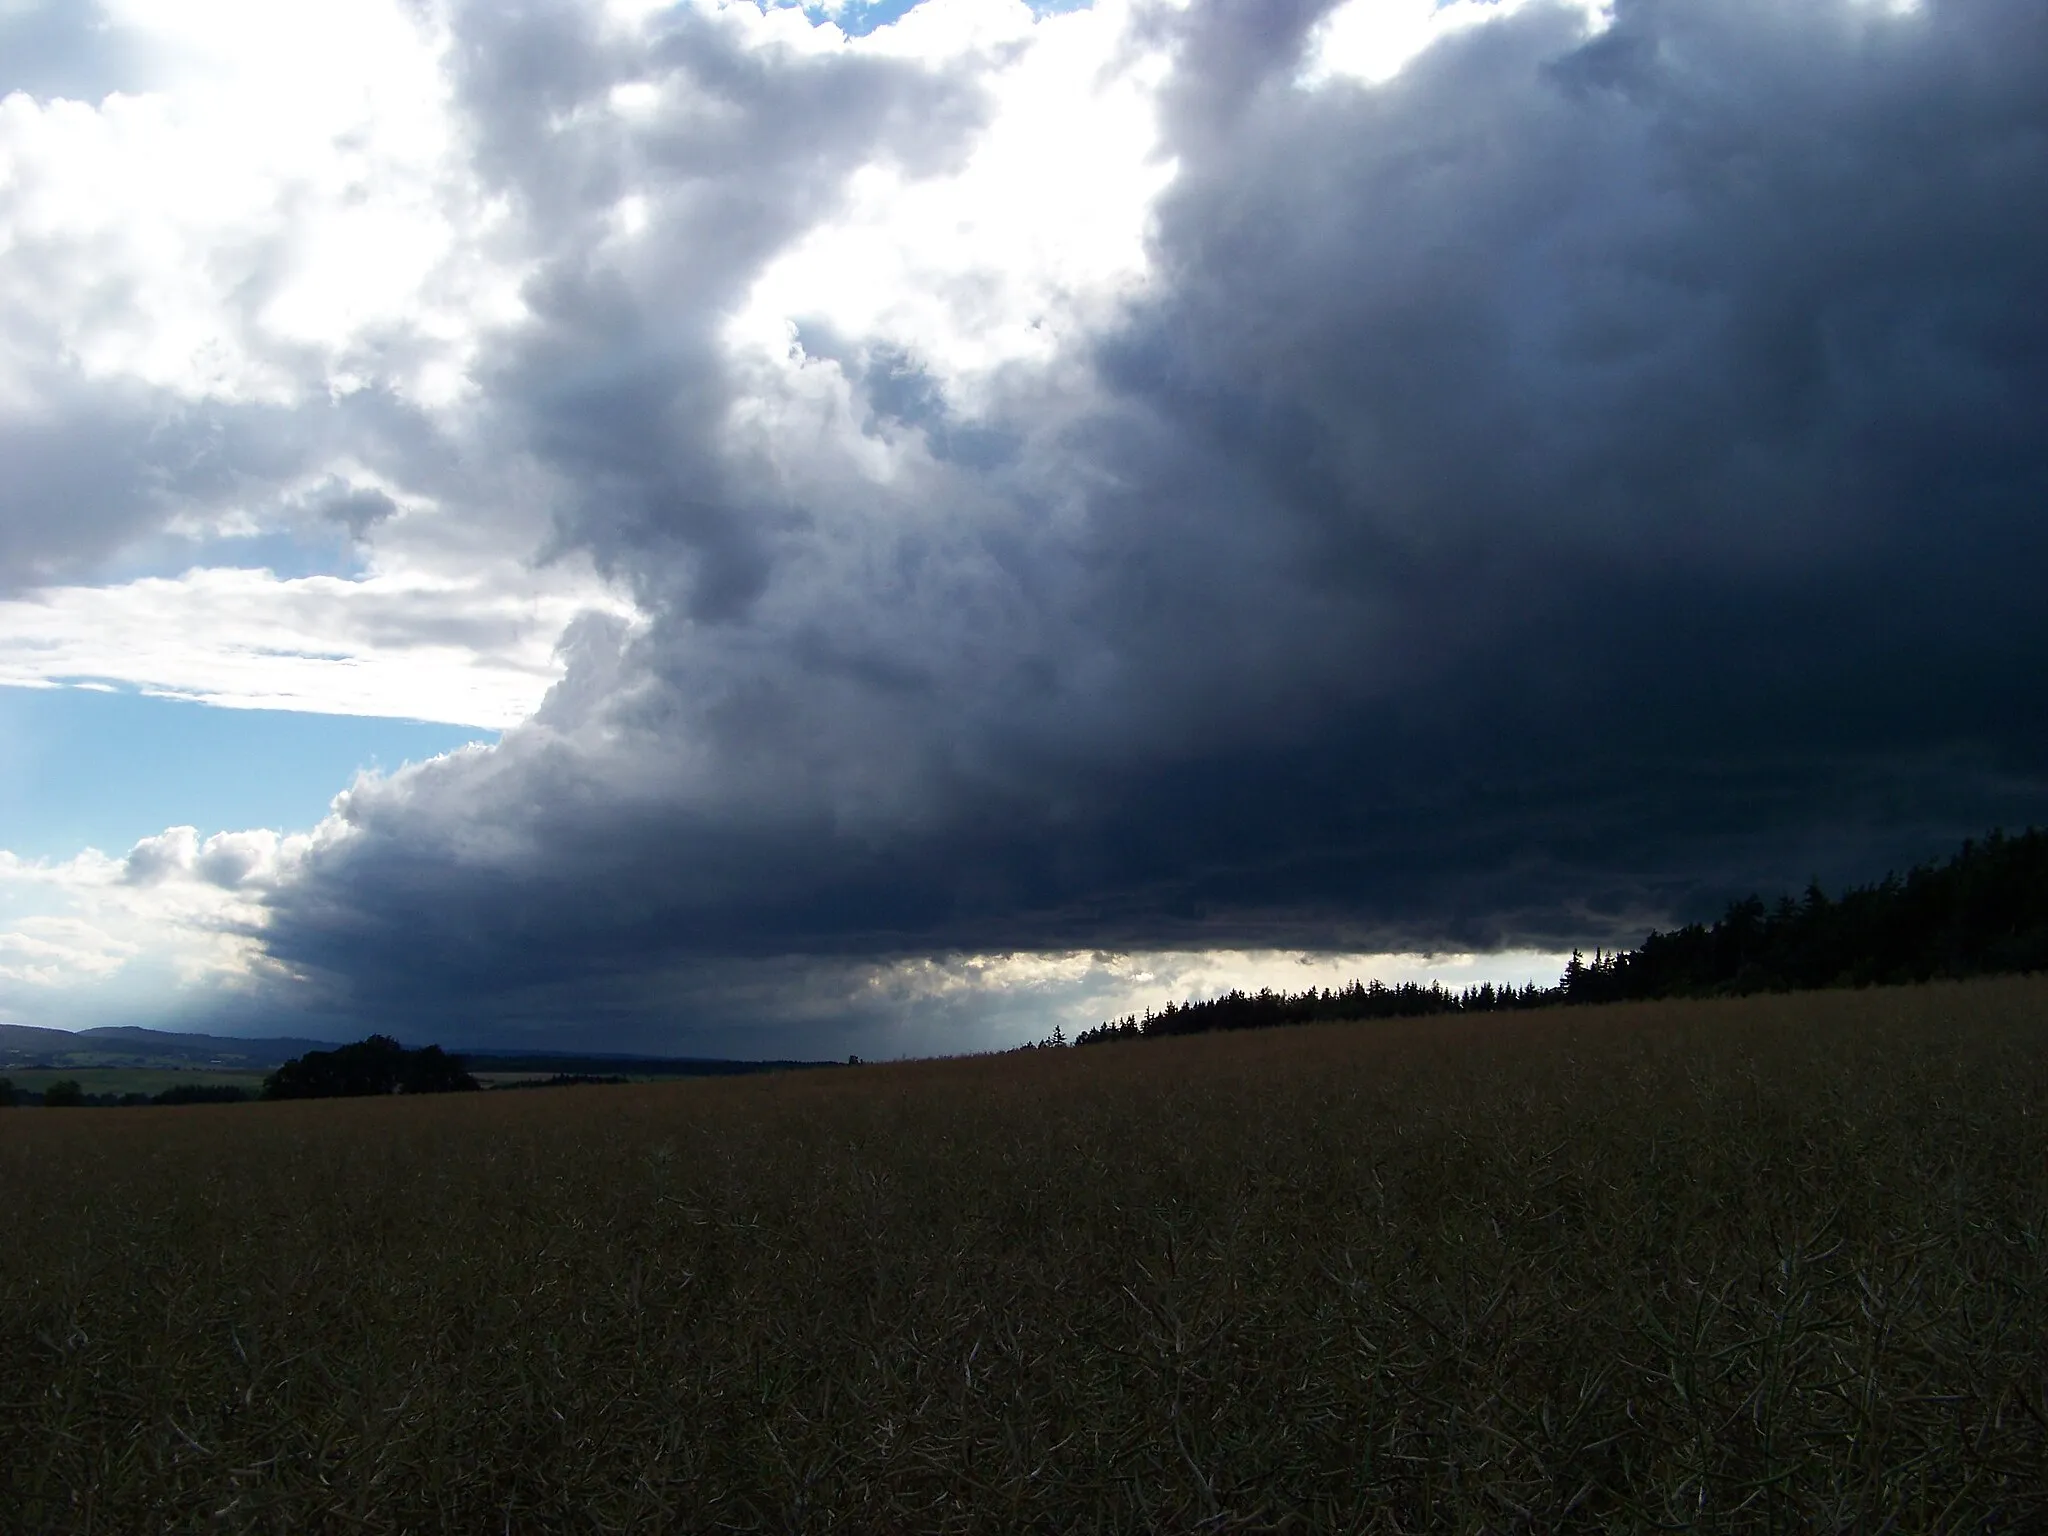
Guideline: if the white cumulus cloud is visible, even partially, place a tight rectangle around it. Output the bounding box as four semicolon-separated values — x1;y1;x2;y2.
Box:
0;562;628;727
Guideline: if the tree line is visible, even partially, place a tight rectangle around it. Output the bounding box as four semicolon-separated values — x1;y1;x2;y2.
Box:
0;1079;254;1108
2;1036;481;1107
1071;827;2048;1046
1067;978;1554;1047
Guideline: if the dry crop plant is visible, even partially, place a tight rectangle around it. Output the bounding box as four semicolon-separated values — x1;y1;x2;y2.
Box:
3;979;2046;1532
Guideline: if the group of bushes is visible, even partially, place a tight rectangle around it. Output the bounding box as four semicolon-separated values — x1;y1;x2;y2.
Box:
0;1078;251;1109
260;1034;478;1099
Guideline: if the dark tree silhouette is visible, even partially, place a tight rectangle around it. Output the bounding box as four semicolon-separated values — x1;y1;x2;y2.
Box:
262;1036;479;1100
1563;828;2048;1003
1072;977;1554;1045
41;1079;85;1108
1074;828;2048;1046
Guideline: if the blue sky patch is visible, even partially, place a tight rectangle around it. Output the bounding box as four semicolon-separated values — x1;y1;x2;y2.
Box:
0;686;493;861
783;0;1094;38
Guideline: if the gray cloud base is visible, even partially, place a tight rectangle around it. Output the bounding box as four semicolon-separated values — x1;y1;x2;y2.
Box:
233;0;2048;1050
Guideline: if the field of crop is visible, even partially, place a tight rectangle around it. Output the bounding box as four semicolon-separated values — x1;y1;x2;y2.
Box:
4;979;2045;1532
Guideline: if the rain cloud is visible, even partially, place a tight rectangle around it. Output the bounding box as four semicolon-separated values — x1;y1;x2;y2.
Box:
8;0;2048;1052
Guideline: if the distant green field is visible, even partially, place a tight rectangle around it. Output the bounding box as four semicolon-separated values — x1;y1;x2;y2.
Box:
2;1067;269;1097
3;979;2044;1530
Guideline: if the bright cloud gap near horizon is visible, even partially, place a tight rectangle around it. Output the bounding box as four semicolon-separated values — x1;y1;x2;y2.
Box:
0;939;1573;1049
2;0;2043;1054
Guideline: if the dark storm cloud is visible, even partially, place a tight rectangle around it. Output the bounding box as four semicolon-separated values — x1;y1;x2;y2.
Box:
254;0;2048;1048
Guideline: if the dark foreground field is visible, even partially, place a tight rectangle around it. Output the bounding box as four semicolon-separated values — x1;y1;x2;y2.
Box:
4;983;2046;1532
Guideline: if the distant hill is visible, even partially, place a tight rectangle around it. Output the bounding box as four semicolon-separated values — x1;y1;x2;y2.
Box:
0;1024;347;1071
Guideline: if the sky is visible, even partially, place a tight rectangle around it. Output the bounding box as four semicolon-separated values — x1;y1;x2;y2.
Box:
1;0;2044;1057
